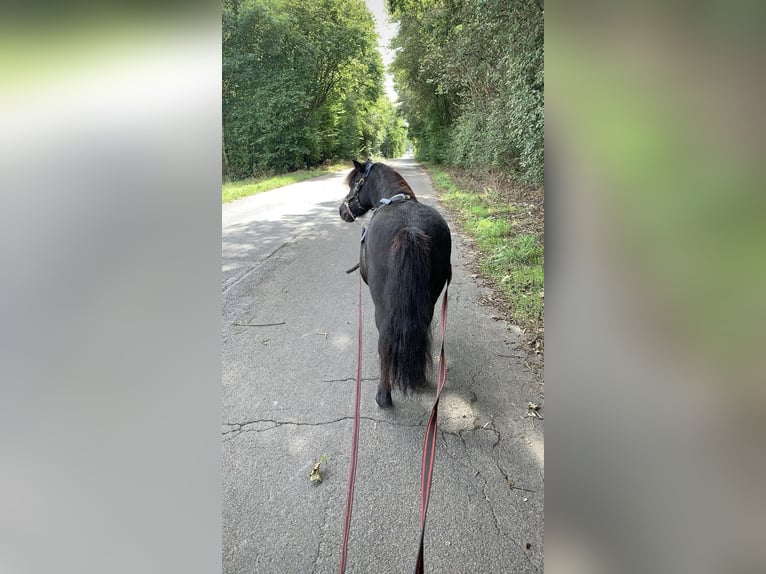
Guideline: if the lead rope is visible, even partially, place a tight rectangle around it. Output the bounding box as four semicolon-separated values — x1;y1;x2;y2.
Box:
339;232;364;574
339;232;449;574
339;279;449;573
415;282;449;574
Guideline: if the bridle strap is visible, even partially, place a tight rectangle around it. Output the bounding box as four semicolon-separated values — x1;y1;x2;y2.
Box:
361;193;412;235
360;161;373;180
347;162;374;203
342;162;374;223
378;193;411;206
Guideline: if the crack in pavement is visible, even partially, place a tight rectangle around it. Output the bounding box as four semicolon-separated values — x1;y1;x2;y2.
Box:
488;427;541;493
440;420;501;443
221;415;503;443
494;455;540;494
438;430;503;538
222;241;291;295
222;416;425;442
311;504;330;573
439;429;540;570
310;490;345;573
476;468;503;536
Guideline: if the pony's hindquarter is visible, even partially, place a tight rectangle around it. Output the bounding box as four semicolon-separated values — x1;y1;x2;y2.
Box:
377;227;435;407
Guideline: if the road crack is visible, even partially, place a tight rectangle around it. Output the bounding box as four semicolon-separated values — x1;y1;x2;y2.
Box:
222;416;424;442
222;241;291;295
438;428;540;570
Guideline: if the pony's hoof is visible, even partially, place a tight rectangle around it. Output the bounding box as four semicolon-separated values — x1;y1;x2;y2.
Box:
376;390;393;408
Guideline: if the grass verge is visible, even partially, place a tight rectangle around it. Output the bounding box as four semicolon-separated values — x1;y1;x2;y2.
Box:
222;162;349;203
424;163;544;341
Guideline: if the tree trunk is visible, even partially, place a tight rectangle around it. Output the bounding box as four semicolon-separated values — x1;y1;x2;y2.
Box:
222;129;230;182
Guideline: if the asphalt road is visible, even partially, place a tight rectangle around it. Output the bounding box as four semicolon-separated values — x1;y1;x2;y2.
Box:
222;158;544;573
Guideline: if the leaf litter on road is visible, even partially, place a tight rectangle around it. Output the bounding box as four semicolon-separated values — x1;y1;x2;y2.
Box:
527;402;543;419
309;454;328;483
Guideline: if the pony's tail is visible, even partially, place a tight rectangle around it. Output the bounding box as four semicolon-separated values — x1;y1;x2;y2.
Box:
379;227;434;394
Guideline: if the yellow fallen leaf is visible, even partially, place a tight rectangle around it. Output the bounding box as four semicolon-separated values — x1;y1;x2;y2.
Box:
309;454;327;483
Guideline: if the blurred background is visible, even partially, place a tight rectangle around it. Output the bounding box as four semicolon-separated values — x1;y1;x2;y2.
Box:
546;1;765;572
0;1;764;573
0;3;222;574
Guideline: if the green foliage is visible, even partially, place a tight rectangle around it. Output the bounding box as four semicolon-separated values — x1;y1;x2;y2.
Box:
389;0;544;185
430;163;544;330
223;0;405;180
379;98;409;158
488;234;544;266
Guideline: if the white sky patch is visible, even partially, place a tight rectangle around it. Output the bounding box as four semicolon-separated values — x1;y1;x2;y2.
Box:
364;0;399;103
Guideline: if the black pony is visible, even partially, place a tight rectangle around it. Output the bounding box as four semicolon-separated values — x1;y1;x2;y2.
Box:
339;160;452;408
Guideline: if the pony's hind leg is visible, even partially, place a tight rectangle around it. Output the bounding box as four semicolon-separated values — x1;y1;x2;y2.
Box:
376;353;393;408
376;385;393;408
374;308;394;408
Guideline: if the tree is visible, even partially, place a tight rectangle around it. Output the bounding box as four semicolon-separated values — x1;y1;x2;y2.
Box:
222;0;404;179
388;0;544;185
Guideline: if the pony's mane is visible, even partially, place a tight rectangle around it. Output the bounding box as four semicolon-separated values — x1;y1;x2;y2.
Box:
384;166;417;199
345;162;417;199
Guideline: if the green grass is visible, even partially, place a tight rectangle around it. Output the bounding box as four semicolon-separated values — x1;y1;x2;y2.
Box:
222;163;349;203
426;164;544;333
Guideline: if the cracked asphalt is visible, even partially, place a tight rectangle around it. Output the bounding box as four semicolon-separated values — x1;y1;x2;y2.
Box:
222;158;544;573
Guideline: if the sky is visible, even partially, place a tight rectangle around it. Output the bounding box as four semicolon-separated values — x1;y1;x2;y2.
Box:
364;0;398;102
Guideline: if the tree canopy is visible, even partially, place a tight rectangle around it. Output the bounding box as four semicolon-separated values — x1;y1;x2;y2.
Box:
388;0;544;185
223;0;407;179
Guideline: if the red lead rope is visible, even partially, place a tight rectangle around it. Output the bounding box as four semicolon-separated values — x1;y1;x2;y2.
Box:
339;268;449;574
415;283;449;574
339;267;364;573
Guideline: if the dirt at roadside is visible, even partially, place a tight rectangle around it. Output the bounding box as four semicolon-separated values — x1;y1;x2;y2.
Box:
430;165;544;381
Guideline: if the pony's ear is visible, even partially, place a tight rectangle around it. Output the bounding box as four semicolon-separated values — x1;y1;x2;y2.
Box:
352;160;363;172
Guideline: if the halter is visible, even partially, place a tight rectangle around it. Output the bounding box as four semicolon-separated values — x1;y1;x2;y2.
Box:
378;193;411;206
342;161;374;216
